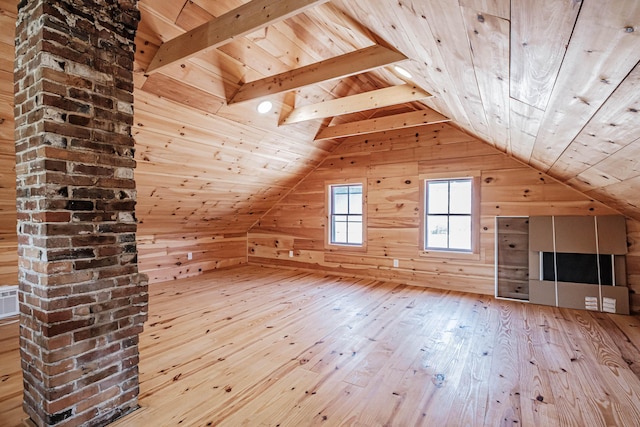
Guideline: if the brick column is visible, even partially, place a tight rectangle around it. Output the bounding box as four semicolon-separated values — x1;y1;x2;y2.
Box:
14;1;148;426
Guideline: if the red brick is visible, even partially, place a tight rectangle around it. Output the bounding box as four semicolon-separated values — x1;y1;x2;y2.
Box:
75;385;120;414
76;342;121;366
43;318;94;338
31;211;71;223
43;357;74;376
45;384;99;414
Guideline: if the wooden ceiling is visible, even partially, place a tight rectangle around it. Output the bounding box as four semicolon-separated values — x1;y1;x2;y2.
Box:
3;0;640;239
132;0;640;235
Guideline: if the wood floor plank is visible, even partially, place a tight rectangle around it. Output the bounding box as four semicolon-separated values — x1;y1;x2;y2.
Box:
482;299;522;426
1;265;640;426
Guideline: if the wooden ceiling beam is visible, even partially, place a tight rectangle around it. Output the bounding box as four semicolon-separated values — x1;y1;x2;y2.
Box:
146;0;330;74
229;45;407;104
314;108;450;140
280;84;432;125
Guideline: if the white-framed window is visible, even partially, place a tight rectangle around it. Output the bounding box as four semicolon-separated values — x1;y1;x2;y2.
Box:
424;178;474;252
328;183;363;246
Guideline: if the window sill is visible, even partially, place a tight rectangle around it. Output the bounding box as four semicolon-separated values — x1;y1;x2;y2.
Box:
326;243;367;253
420;249;480;261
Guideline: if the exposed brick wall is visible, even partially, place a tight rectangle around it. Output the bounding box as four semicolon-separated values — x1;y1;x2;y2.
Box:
14;1;147;425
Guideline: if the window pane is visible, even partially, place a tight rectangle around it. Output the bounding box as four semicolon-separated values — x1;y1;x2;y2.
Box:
333;186;349;195
450;180;472;214
426;215;448;248
332;219;347;243
347;220;363;244
333;191;349;214
449;216;471;250
427;181;449;214
349;191;362;214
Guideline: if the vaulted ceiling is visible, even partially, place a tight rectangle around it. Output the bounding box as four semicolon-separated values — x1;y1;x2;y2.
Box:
132;0;640;235
3;0;639;238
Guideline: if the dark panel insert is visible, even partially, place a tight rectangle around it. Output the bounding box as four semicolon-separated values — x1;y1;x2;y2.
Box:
542;252;613;285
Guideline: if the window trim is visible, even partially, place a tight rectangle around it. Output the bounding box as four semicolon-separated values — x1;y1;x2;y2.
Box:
419;172;480;260
325;180;367;252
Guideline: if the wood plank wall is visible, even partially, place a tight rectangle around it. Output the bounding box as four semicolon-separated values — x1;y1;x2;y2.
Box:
137;231;246;283
248;123;640;313
0;0;17;287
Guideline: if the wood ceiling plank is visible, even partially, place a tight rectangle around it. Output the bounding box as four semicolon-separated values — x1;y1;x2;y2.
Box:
567;172;620;194
152;0;305;81
585;174;640;214
290;7;411;108
530;1;640;172
458;0;509;19
334;1;473;132
280;84;431;125
510;0;580;110
134;131;306;173
461;7;510;151
509;98;544;163
171;0;276;85
572;167;623;191
174;0;214;30
246;25;322;70
188;55;262;89
136;173;290;196
141;73;225;114
284;3;375;55
135;90;264;141
268;7;370;68
548;62;640;180
138;3;186;45
138;0;187;24
580;139;640;183
314;109;449;141
134;108;264;148
417;0;491;139
229;45;407;104
189;0;246;18
133;34;159;75
150;61;231;101
146;0;331;74
217;37;294;78
331;124;467;156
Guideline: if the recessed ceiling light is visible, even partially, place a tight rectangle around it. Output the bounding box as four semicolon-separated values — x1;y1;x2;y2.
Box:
257;100;273;114
394;65;412;79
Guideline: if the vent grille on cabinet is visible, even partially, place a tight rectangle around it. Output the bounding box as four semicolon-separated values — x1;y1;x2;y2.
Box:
585;296;599;311
602;297;617;314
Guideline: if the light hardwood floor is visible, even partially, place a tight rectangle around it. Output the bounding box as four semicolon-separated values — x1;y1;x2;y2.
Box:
2;265;640;426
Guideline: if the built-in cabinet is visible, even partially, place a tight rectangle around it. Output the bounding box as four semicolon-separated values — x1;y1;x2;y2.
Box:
496;215;630;315
495;217;530;301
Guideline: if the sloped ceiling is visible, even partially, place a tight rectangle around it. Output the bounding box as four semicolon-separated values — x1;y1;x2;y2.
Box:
133;0;640;235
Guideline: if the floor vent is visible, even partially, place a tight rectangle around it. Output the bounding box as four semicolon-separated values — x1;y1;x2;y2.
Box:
0;286;19;319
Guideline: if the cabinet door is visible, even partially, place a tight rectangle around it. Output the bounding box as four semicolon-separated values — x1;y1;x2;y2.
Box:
596;216;627;254
496;217;529;300
529;216;554;251
554;216;596;254
557;282;600;311
530;279;556;306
